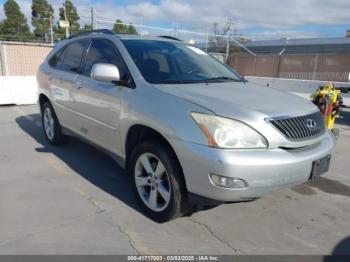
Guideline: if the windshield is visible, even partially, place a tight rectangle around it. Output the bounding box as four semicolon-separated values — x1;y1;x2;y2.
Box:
122;39;243;84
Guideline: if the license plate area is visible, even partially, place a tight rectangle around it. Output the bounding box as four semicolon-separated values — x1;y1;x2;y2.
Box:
309;155;331;180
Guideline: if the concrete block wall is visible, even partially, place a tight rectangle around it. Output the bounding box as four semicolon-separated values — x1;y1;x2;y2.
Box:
0;41;52;105
0;76;38;105
0;41;52;76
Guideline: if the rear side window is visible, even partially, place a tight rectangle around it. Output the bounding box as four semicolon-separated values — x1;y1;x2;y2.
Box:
82;39;127;79
48;48;64;67
55;39;89;73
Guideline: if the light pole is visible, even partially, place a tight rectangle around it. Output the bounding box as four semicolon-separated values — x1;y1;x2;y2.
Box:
91;7;97;30
49;14;54;45
63;2;69;38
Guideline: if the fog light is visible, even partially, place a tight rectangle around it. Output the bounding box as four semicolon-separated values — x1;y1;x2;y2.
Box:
209;174;247;188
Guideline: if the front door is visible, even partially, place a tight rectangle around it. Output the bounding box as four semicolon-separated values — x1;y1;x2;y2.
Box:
72;38;129;154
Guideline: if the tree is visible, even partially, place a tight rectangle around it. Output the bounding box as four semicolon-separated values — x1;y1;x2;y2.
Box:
57;0;80;36
81;24;93;32
127;24;137;34
0;0;30;36
113;19;126;33
113;19;138;34
31;0;54;39
0;21;4;35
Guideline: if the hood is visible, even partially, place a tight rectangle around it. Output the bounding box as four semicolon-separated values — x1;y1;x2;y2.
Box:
154;81;317;119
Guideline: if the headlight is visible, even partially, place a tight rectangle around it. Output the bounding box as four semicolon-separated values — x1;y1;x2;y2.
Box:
191;112;268;149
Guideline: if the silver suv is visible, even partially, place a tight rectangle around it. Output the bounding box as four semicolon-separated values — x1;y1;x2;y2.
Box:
37;30;336;222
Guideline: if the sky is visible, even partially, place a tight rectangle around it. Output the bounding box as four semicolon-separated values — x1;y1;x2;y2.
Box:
0;0;349;40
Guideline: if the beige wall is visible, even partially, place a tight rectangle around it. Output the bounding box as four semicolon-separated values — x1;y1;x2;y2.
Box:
0;41;52;76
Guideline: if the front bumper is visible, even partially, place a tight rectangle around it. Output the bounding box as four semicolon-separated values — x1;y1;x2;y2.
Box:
171;131;336;202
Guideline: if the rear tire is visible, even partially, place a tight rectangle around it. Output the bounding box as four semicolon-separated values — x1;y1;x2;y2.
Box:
128;142;191;222
41;102;68;145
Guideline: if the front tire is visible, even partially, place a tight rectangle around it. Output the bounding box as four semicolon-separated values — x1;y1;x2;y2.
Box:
41;102;67;145
129;142;190;222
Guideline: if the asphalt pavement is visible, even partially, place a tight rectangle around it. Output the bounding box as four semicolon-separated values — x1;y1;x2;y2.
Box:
0;105;349;255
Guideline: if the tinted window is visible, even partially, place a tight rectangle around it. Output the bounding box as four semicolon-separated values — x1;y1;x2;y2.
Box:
146;52;169;73
122;40;242;84
82;39;127;79
56;39;89;73
48;48;64;67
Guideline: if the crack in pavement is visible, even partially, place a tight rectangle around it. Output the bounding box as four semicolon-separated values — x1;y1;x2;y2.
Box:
116;225;141;255
106;220;141;255
86;197;106;214
189;218;237;254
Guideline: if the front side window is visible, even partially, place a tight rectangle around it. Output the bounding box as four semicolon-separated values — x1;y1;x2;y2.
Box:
55;39;89;73
82;39;127;79
122;39;242;84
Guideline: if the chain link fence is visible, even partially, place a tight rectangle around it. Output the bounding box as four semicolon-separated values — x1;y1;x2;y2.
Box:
1;7;350;83
92;15;248;63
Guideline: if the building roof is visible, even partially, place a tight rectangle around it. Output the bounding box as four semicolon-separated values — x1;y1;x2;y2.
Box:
241;37;350;55
245;37;350;47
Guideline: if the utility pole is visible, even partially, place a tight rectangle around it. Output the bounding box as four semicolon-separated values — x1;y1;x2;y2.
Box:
225;34;230;63
63;2;69;38
223;18;233;35
176;22;179;37
49;14;54;45
91;7;97;30
275;48;286;78
205;33;209;52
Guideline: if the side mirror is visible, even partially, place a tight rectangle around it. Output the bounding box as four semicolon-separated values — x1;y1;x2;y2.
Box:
91;63;120;83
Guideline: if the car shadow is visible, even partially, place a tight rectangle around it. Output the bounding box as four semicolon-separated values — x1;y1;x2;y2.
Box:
331;236;350;255
337;108;350;127
15;113;145;217
324;236;350;261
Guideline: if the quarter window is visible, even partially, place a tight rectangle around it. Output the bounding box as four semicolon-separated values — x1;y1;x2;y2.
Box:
48;48;64;67
55;39;89;73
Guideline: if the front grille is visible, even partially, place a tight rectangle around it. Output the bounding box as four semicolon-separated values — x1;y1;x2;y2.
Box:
268;111;325;141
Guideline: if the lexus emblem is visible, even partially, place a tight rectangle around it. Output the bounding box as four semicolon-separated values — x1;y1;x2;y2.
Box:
305;119;317;130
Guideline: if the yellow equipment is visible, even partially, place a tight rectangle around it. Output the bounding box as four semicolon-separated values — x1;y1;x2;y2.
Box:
310;82;341;129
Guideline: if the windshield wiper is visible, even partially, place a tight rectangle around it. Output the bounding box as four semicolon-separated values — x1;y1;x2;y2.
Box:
205;77;242;82
152;77;244;84
153;80;205;84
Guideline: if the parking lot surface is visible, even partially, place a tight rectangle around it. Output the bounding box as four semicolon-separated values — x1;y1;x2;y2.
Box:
0;105;349;255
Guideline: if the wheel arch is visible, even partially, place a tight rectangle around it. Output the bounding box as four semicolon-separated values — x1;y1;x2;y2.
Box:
125;124;188;190
38;93;50;111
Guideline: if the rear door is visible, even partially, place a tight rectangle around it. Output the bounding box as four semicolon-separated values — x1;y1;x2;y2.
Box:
72;38;129;154
48;39;89;129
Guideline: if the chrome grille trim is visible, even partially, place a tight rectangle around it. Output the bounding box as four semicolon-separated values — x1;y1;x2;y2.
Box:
268;111;325;141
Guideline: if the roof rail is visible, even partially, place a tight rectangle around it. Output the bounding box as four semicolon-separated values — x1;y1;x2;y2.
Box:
158;35;182;42
68;29;114;39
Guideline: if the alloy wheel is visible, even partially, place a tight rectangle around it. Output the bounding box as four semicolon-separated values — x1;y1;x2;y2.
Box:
134;153;171;212
43;107;55;140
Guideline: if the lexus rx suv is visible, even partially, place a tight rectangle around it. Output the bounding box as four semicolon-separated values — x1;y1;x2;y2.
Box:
37;30;336;222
